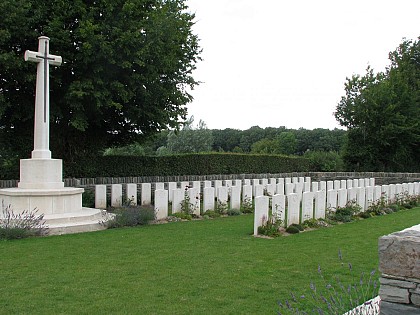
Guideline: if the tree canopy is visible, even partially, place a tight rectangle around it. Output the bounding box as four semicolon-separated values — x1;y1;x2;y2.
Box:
0;0;201;161
334;38;419;171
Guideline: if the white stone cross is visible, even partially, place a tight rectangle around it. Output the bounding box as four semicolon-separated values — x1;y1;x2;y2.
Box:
24;36;62;159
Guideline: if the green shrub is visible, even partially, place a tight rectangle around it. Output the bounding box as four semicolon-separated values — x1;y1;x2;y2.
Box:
328;200;361;222
240;197;254;214
170;212;192;221
289;223;304;231
203;210;220;218
304;150;344;172
226;209;241;216
0;205;48;239
215;200;228;215
104;205;155;228
285;225;300;234
258;215;283;237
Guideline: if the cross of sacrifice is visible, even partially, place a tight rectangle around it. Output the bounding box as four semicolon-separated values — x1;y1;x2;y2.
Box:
24;36;62;159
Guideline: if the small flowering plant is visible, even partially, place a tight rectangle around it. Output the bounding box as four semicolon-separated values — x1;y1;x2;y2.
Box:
277;250;379;315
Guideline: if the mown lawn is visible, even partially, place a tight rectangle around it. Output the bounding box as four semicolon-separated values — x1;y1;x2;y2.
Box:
1;207;419;315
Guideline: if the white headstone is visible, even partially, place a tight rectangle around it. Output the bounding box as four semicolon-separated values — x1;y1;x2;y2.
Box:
230;185;241;210
347;180;353;189
276;182;285;195
272;194;286;224
155;182;164;191
265;183;276;197
348;187;358;203
254;196;269;235
154;189;168;220
334;180;341;190
188;187;201;216
285;183;294;195
327;181;334;191
204;180;212;188
141;183;152;206
172;188;184;214
312;182;319;193
95;185;107;209
389;184;396;202
126;183;137;205
364;178;370;187
254;185;264;198
369;178;375;187
243;179;251;186
285;177;292;184
338;188;347;208
359;179;365;188
192;181;201;190
217;186;229;204
302;192;314;222
353;179;359;187
287;193;300;226
314;190;326;219
224;180;233;190
305;177;311;185
261;178;268;188
408;183;414;196
214;180;223;196
327;189;337;210
181;181;190;190
278;178;285;185
234;179;242;187
357;187;366;211
111;184;122;207
168;182;177;202
374;186;382;203
319;181;327;191
203;187;215;213
340;180;347;189
303;182;311;192
381;185;390;202
242;185;253;202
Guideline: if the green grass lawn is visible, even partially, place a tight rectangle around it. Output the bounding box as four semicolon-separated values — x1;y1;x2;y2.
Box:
1;207;419;315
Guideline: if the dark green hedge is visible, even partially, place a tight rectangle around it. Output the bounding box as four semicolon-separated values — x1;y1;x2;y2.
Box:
1;153;311;179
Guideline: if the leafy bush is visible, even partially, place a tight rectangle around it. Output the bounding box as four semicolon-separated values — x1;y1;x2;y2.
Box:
240;197;254;214
328;200;361;222
285;225;300;234
289;223;304;231
302;218;329;229
0;205;48;239
258;215;283;237
215;200;228;215
103;205;155;228
203;210;221;218
304;150;345;172
226;209;241;216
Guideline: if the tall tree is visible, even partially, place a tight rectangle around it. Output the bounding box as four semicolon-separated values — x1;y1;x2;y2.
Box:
0;0;201;161
334;38;419;171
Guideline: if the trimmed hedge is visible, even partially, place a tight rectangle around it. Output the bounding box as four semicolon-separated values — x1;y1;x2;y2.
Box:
0;153;311;179
65;153;311;178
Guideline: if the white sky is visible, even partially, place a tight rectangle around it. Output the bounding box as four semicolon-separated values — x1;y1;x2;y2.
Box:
185;0;419;130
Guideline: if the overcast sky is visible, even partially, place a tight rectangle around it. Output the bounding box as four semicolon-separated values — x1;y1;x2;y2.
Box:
184;0;419;130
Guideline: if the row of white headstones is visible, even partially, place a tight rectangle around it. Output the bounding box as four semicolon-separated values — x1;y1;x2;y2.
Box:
94;177;420;231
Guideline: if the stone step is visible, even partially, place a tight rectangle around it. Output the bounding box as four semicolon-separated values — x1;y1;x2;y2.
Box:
47;220;106;236
43;208;105;225
43;207;113;236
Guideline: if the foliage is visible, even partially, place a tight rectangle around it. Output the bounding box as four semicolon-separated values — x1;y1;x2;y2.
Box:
328;200;362;223
215;200;228;215
226;208;241;216
334;38;420;171
103;143;147;156
159;117;214;155
258;214;283;237
82;189;95;208
302;218;329;229
102;205;155;228
0;0;202;161
0;204;48;239
285;225;300;234
278;251;379;315
203;210;221;218
240;196;254;214
304;150;345;172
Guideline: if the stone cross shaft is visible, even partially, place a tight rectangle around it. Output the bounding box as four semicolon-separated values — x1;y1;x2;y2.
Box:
24;36;62;159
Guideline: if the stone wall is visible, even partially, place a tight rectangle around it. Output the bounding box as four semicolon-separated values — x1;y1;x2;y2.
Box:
379;225;420;314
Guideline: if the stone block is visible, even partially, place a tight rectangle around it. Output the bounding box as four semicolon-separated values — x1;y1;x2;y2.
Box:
254;196;269;235
111;184;122;207
301;192;314;221
379;284;410;303
380;300;420;315
95;185;107;209
379;229;420;279
203;187;215;212
154;189;168;220
141;183;151;206
287;193;300;225
380;277;417;289
126;183;137;205
411;293;420;306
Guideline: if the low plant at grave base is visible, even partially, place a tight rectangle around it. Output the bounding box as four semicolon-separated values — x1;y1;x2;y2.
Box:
203;210;221;218
101;205;155;228
226;208;241;216
215;200;229;215
278;250;379;315
0;204;48;239
258;214;283;237
328;200;362;223
302;218;329;229
240;196;254;213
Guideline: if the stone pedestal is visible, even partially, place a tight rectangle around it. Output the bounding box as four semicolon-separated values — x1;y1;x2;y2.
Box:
19;158;64;189
379;224;420;314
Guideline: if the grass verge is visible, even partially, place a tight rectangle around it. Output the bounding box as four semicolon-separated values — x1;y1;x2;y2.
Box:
0;207;419;314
